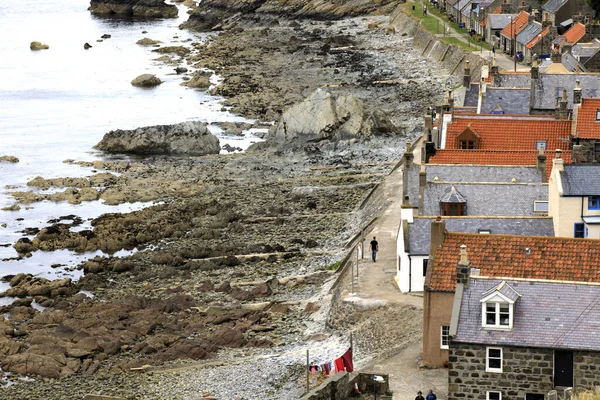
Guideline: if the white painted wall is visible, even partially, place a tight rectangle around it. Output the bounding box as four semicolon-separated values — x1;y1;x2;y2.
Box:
395;216;428;292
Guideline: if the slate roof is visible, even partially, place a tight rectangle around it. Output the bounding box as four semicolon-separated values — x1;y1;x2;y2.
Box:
574;97;600;138
560;164;600;196
463;83;480;107
539;53;585;73
488;14;514;30
407;216;555;254
500;11;529;39
444;115;572;151
422;182;548;216
440;186;467;203
481;280;521;301
492;72;531;88
572;41;600;61
479;88;531;114
427;232;600;292
454;0;472;11
423;164;545;183
454;277;600;351
526;26;549;49
542;0;567;13
516;22;542;46
427;150;573;181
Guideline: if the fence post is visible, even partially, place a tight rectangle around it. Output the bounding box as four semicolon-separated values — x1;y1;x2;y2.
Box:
306;349;310;394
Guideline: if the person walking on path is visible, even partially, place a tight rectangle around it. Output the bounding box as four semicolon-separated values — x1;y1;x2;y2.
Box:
426;389;437;400
369;236;378;262
416;391;425;400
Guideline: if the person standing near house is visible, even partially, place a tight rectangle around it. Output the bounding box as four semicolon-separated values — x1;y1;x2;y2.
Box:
415;391;425;400
369;236;378;262
426;389;437;400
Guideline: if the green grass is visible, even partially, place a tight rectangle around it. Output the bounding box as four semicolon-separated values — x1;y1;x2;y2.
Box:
318;261;342;271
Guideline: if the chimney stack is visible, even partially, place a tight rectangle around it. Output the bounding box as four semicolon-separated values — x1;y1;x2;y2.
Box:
429;217;446;263
553;149;564;172
447;90;454;110
402;142;414;201
573;80;582;105
463;61;471;88
456;245;471;287
537;148;547;182
551;50;561;64
490;58;499;86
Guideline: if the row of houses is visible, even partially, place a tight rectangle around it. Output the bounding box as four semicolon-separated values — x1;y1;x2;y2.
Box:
394;59;600;398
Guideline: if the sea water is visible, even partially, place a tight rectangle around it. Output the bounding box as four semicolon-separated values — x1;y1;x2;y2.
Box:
0;0;260;280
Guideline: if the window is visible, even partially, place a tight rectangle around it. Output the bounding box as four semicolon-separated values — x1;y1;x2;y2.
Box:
423;259;429;277
460;140;476;149
479;229;491;234
487;392;502;400
595;142;600;161
484;302;511;328
575;222;585;238
486;347;503;373
440;325;450;349
534;200;548;213
596;109;600;121
536;140;547;151
589;196;600;210
441;202;466;216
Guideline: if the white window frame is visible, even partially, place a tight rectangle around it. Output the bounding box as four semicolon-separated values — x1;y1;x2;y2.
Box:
480;291;515;330
486;347;503;373
487;391;502;400
533;200;548;214
440;325;450;349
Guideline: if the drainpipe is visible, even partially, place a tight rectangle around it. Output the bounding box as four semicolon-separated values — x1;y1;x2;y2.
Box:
408;254;412;293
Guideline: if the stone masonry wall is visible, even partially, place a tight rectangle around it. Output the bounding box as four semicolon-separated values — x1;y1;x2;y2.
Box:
449;344;600;399
574;351;600;388
577;140;597;163
448;343;554;400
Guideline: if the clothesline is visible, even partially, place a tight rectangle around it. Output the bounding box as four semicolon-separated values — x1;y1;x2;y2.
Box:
308;347;354;375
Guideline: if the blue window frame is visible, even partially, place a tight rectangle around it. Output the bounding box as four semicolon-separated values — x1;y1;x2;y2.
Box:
589;196;600;210
574;223;585;238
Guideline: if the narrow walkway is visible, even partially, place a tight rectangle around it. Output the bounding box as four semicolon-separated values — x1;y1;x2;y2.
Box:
405;0;529;72
339;141;448;399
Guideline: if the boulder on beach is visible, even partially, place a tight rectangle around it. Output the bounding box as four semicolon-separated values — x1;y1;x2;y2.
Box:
181;70;211;89
131;74;162;87
30;41;49;51
152;46;191;56
136;37;162;45
269;89;400;145
95;121;221;155
89;0;178;18
0;155;19;163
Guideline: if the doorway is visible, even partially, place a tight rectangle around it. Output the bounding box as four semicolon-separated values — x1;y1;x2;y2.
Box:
554;350;574;387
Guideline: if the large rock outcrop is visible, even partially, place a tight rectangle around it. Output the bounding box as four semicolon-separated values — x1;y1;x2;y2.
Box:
95;121;220;155
181;0;397;30
269;89;398;145
89;0;178;18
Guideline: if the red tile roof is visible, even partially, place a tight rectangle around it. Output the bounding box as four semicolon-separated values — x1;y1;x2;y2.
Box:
500;11;530;39
445;116;572;152
526;27;549;49
427;149;572;180
480;6;502;26
427;232;600;292
575;97;600;139
562;22;586;45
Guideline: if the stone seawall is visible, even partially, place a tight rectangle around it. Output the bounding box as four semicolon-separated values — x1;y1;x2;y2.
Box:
390;7;483;82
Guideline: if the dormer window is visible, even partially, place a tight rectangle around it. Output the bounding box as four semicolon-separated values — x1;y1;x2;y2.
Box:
480;281;520;330
456;124;480;150
440;186;467;216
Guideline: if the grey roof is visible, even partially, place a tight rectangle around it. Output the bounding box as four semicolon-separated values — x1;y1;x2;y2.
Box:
422;182;548;216
422;165;545;183
560;164;600;196
489;14;514;30
479;88;531;114
481;280;521;302
573;40;600;61
516;22;542;46
406;217;555;254
454;278;600;351
454;0;472;11
463;83;480;107
542;0;567;13
539;53;586;73
495;72;600;110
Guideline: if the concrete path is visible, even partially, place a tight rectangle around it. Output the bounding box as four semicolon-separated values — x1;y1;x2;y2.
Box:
339;141;448;399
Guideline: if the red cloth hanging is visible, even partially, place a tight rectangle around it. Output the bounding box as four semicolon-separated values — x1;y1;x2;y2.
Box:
311;365;316;375
322;363;330;375
334;357;345;373
341;348;354;372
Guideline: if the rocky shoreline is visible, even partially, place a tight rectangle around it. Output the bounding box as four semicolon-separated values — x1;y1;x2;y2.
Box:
0;1;456;398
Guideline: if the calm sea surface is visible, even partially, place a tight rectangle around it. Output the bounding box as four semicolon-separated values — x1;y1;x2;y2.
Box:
0;0;256;283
